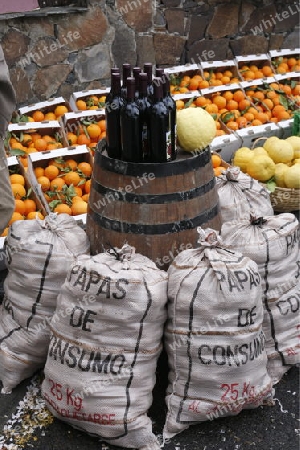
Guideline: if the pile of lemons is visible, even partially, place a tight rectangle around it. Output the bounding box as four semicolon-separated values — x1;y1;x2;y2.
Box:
233;135;300;188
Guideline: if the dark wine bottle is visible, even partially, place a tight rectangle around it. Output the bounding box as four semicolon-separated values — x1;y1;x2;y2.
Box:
136;72;151;161
121;63;132;98
155;67;164;78
143;62;154;98
105;72;125;160
120;77;143;162
105;67;120;104
162;75;177;161
148;78;172;163
133;67;141;99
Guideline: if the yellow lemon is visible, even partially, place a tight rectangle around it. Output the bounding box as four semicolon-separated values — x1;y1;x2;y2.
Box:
253;147;268;157
264;138;294;164
274;163;289;187
246;154;276;181
176;107;216;152
286;136;300;159
284;164;300;188
232;147;253;172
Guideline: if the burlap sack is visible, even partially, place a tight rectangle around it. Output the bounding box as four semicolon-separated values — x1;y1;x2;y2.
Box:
221;213;300;384
41;245;168;450
163;228;273;440
0;213;90;393
216;167;273;224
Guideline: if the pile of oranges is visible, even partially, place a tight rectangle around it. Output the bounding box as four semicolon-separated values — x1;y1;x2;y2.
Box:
65;119;106;154
1;172;45;237
238;63;275;81
175;82;299;133
211;153;226;177
271;56;300;74
170;69;240;94
34;157;92;216
7;130;65;168
75;95;106;111
13;105;70;123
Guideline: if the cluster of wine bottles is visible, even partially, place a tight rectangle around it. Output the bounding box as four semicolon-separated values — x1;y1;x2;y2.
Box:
105;63;177;163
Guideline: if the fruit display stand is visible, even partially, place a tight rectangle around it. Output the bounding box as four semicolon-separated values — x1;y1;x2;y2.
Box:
15;97;72;123
269;48;300;74
237;122;282;148
234;53;276;81
209;132;242;163
60;109;106;155
164;63;203;94
6;120;67;159
0;155;48;268
26;145;93;226
69;87;110;112
200;59;241;87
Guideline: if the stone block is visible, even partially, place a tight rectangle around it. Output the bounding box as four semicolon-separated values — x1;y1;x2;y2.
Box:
283;28;300;49
269;34;284;51
74;43;111;83
9;67;32;104
154;33;186;65
230;35;269;56
207;4;239;39
136;35;156;67
116;0;153;32
2;29;30;66
188;38;229;63
188;15;209;46
242;4;277;34
162;0;181;6
239;1;256;32
29;37;69;67
32;64;72;99
111;22;136;69
165;9;185;35
274;5;300;33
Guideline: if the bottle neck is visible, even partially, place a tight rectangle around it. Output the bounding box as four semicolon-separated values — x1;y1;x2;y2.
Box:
152;78;164;101
126;77;136;101
138;73;148;97
122;64;131;86
111;73;121;96
144;63;153;86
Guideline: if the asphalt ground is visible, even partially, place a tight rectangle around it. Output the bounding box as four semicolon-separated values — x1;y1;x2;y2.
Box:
0;266;299;450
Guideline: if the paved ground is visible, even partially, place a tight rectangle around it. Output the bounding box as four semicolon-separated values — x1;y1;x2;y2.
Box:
0;270;299;450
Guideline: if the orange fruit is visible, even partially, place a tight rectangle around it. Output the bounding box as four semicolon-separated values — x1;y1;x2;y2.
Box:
76;99;87;111
44;165;60;180
226;121;239;131
21;134;33;146
255;112;269;124
64;171;81;186
276;110;291;121
251;119;263;126
10;174;25;186
243;112;255;122
236;117;248;129
73;186;83;197
198;80;210;89
1;227;9;237
32;110;45;122
50;177;66;191
81;193;89;203
11;142;26;151
8;211;24;225
211;154;222;168
205;103;218;114
176;100;185;110
233;90;245;103
212;95;227;110
214;166;226;176
220;76;231;85
272;105;286;117
238;99;251;111
65;159;78;170
86;123;101;139
23;198;37;215
67;132;78;145
262;65;273;77
53;203;72;215
77;134;91;145
262;98;274;111
77;162;92;177
71;200;88;216
84;179;91;194
37;176;51;192
14;199;26;215
35;138;48;151
188;78;199;90
223;91;234;101
226;100;239;111
72;195;84;204
11;183;26;199
34;167;45;178
44;112;57;121
97;120;106;132
27;211;44;220
54;105;69;118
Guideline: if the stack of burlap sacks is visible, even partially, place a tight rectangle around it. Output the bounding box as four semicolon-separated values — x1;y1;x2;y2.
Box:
0;167;298;448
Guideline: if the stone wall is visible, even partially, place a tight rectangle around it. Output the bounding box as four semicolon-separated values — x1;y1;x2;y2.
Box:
0;0;299;107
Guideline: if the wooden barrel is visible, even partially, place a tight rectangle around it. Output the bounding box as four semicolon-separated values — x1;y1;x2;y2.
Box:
86;146;221;270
